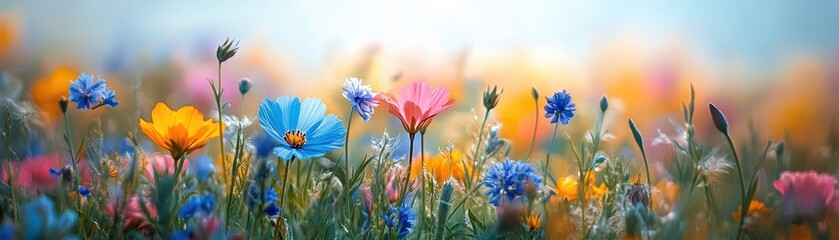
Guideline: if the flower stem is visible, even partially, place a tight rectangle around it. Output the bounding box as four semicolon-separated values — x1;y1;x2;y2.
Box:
527;96;539;160
400;133;417;207
724;133;748;240
545;119;560;181
418;133;426;238
277;156;295;238
62;111;86;239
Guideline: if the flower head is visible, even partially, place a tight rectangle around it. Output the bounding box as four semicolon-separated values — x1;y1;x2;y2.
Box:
774;171;839;224
524;214;541;230
483;85;503;111
342;77;379;122
626;182;651;208
410;149;472;184
31;66;76;123
188;155;216;182
216;38;238;63
483;158;543;206
380;82;455;134
68;73;118;110
258;96;346;160
544;90;576;125
179;194;215;219
144;154;189;182
22;196;77;239
382;204;416;239
106;196;157;231
248;186;281;217
139;103;222;160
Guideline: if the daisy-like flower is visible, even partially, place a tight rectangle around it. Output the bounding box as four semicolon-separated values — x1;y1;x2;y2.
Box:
382;204;416;239
342;77;379;122
139;103;222;160
544;90;576;125
68;73;118;110
380;82;455;135
773;171;839;224
257;96;346;160
483;158;543;206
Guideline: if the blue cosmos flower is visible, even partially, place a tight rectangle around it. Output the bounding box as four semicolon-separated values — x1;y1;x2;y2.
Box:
23;196;77;239
179;194;216;219
544;90;576;125
258;96;346;160
342;77;379;122
483;158;543;206
188;155;216;182
382;204;416;239
68;73;119;110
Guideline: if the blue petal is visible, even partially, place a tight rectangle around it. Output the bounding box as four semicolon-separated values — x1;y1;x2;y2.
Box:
258;97;289;144
297;98;327;133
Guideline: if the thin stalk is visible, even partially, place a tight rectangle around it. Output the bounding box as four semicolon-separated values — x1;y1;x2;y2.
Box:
216;61;227;193
62;112;86;239
472;109;490;171
545;119;560;180
526;96;539;160
276;156;295;238
400;133;417;206
344;108;354;216
724;133;748;240
418;133;426;238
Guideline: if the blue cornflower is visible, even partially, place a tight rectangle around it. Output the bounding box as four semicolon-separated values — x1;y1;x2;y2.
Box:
483;158;543;206
23;196;77;239
188;155;216;182
544;90;576;125
78;186;91;197
253;133;278;160
258;96;346;160
248;186;281;217
382;204;416;239
68;73;119;110
179;194;215;219
342;77;379;122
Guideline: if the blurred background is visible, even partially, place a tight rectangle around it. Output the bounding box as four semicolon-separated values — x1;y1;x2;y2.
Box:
1;1;839;172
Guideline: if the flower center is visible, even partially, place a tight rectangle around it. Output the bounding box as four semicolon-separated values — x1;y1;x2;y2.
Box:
283;130;307;148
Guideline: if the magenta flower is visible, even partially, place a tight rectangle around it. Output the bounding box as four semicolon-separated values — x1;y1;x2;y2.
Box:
144;154;189;183
773;171;839;224
380;82;455;134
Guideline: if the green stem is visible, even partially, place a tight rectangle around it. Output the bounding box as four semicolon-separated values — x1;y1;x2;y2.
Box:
418;133;426;239
526;96;539;160
276;156;295;238
545;119;560;180
62;112;86;239
344;108;354;216
400;133;416;206
725;133;748;240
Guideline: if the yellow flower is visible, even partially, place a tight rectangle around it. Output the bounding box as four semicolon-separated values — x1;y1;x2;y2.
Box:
31;66;76;123
139;102;222;160
552;172;607;203
410;149;472;184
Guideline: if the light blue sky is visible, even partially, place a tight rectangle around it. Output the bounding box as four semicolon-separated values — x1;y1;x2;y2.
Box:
4;1;838;75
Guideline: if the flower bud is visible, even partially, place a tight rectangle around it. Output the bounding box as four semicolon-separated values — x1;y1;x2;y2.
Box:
216;38;239;63
482;85;503;111
599;95;608;112
628;118;644;152
708;103;729;134
530;86;539;100
59;96;69;114
239;78;252;95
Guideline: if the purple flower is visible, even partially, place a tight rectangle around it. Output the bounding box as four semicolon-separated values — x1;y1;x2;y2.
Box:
544;90;576;125
342;77;379;122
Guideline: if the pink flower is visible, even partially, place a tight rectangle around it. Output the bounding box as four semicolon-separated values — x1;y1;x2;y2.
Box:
774;171;839;224
144;154;189;183
107;196;158;234
380;82;454;135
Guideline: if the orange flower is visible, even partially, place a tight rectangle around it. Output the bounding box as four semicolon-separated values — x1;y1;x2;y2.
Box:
139;103;222;160
732;200;769;222
31;66;76;123
410;149;472;184
524;214;541;230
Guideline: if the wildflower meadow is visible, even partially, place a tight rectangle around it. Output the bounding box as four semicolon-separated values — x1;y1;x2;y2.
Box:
2;2;839;240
